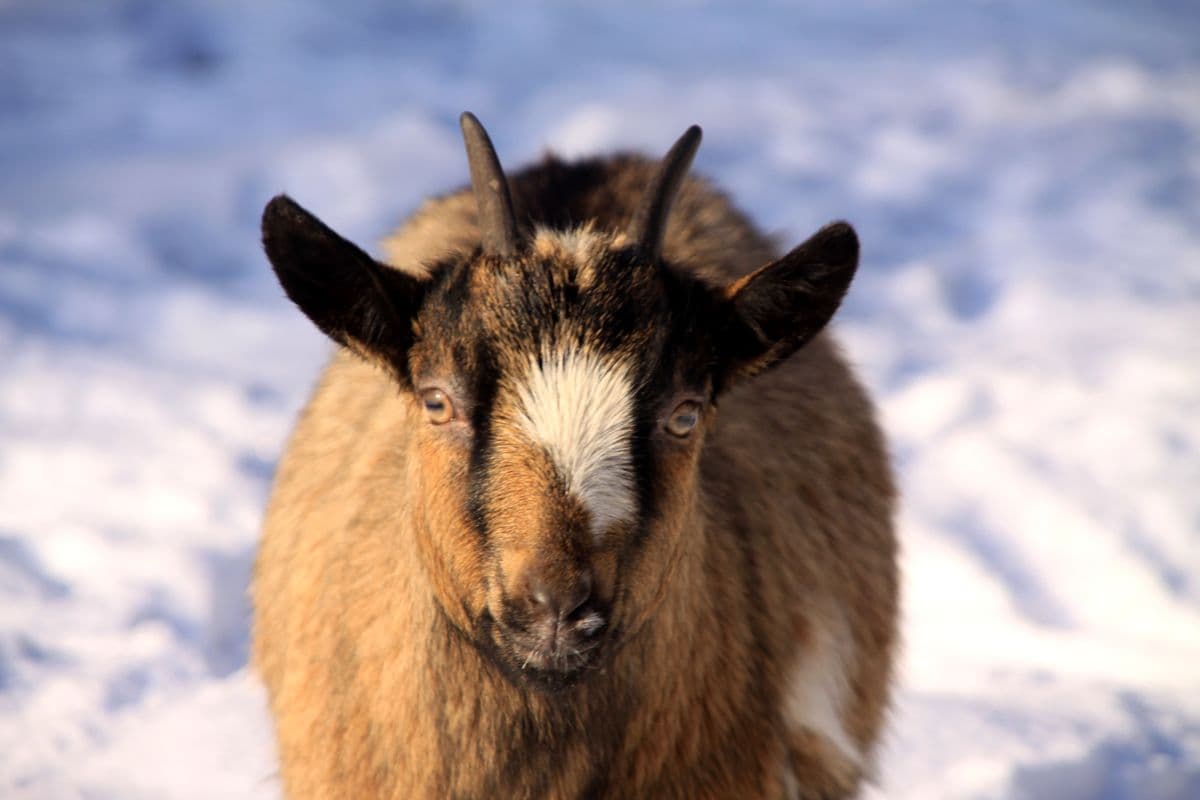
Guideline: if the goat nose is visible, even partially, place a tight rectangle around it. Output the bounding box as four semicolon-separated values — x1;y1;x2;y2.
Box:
527;569;593;621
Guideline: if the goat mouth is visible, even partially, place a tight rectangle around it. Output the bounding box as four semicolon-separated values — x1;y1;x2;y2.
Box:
492;615;609;684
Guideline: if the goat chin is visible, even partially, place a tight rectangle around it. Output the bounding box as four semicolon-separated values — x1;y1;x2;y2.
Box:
253;114;898;800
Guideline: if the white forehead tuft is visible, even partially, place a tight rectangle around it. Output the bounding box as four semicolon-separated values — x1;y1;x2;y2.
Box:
531;226;609;287
532;225;604;260
515;349;637;541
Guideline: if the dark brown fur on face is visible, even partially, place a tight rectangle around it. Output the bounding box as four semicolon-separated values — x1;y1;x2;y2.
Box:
254;115;898;799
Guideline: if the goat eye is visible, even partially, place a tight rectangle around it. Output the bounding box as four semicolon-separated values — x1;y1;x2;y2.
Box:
665;400;701;437
420;389;455;425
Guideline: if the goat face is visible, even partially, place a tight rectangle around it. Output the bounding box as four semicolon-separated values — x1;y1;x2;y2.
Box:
261;114;859;690
405;226;721;687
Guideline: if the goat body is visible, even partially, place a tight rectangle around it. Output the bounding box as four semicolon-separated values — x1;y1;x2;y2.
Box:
254;116;898;799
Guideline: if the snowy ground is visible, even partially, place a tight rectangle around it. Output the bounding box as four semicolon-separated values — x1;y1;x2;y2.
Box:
2;1;1198;797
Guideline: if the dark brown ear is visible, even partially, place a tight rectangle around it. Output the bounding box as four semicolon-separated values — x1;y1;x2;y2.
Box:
719;222;859;384
262;194;426;383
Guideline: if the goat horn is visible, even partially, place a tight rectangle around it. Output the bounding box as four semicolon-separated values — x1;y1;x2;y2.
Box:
628;125;702;260
460;112;518;257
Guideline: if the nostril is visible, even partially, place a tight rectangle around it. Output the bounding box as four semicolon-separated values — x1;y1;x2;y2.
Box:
562;571;593;621
525;569;594;622
525;579;552;614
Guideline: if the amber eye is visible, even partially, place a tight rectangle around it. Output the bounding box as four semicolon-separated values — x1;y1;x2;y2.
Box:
420;388;455;425
665;400;701;437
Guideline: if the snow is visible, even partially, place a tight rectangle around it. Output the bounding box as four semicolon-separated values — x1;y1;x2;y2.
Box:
2;1;1198;797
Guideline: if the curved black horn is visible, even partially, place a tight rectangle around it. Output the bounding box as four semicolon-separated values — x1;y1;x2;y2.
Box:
460;112;518;257
628;125;702;260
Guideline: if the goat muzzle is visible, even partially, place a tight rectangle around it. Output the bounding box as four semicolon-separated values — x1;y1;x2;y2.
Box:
497;565;608;678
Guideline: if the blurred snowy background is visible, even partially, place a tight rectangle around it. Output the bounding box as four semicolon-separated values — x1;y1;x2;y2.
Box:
2;1;1198;797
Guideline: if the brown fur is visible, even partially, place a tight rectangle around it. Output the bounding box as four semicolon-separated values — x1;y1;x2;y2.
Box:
254;152;898;799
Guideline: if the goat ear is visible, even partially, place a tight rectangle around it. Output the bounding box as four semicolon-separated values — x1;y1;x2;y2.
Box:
262;194;426;381
718;222;859;384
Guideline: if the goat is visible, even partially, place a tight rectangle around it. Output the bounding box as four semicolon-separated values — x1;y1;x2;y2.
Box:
253;112;898;799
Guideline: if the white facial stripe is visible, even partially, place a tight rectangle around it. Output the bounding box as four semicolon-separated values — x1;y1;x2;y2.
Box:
515;349;637;540
783;616;862;772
